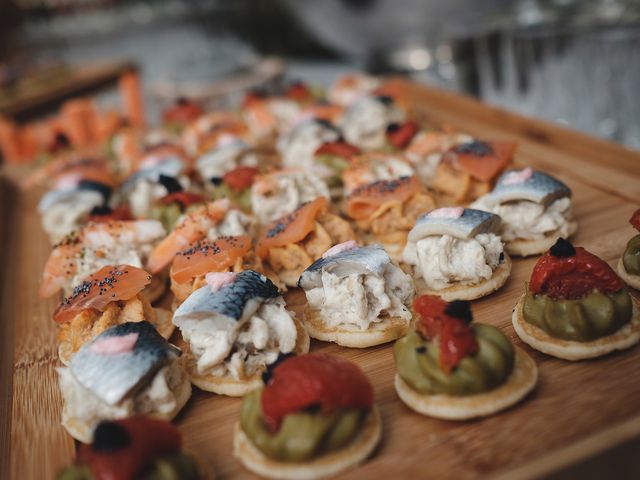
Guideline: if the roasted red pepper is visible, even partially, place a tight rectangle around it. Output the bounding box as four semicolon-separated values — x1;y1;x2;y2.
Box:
223;166;259;192
78;417;181;480
630;208;640;232
261;353;373;432
315;141;361;159
529;240;623;300
386;120;419;150
162;98;204;126
284;81;313;103
160;192;205;209
414;295;478;373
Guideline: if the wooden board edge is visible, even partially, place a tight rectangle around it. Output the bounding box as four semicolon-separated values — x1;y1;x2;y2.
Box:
0;173;17;480
490;413;640;480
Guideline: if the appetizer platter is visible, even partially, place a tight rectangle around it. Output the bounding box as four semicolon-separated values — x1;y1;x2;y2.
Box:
1;76;640;480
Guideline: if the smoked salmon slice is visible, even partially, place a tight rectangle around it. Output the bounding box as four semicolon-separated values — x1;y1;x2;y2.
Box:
346;176;420;220
53;265;151;324
256;197;328;259
170;235;252;284
444;140;516;182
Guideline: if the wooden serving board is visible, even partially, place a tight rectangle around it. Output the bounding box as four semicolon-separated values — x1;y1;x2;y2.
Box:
2;79;640;479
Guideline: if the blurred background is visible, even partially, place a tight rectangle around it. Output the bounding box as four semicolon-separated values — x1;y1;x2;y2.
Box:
1;0;639;161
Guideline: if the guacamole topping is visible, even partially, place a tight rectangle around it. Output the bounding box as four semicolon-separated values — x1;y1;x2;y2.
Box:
240;388;367;462
58;453;200;480
57;417;201;480
523;287;632;341
394;325;514;396
211;183;252;212
623;235;640;276
240;353;373;462
315;153;349;187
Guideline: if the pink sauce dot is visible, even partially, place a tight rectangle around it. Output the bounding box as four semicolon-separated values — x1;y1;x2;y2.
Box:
206;271;238;292
503;167;533;185
90;332;139;355
322;240;359;259
427;207;464;219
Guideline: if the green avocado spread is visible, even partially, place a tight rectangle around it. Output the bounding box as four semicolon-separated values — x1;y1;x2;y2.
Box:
523;287;632;342
211;184;252;212
150;202;183;232
314;154;349;188
393;325;514;396
57;452;201;480
239;388;367;462
623;234;640;276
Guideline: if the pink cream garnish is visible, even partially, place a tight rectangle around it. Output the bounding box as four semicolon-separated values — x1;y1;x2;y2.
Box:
206;271;238;292
503;167;533;185
90;333;139;355
322;240;359;259
427;207;464;219
216;133;239;148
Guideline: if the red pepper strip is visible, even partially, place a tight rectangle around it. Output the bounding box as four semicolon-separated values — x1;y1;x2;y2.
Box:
315;141;361;159
414;295;479;373
630;208;640;232
386;120;419;149
261;353;374;432
223;166;259;192
529;246;623;300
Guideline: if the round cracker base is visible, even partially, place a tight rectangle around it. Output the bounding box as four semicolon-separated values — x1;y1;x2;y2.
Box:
505;222;578;257
617;258;640;290
233;406;381;480
394;346;537;420
303;304;410;348
512;293;640;361
189;318;310;396
413;253;512;301
57;308;176;366
62;368;192;443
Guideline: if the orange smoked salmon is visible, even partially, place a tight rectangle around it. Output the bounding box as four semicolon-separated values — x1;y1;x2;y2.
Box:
346;176;421;220
170;235;252;284
53;265;151;324
256;197;328;259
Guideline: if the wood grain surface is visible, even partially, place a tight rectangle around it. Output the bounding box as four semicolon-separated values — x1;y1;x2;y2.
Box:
2;80;640;479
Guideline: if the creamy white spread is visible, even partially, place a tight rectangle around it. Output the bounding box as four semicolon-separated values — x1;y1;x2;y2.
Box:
269;98;302;131
403;233;504;290
177;297;297;379
41;192;104;243
304;264;414;330
328;74;381;107
406;133;473;186
205;208;252;238
251;170;329;224
196;141;258;181
127;175;191;218
470;196;574;242
58;360;186;433
278;121;340;170
341;96;405;151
